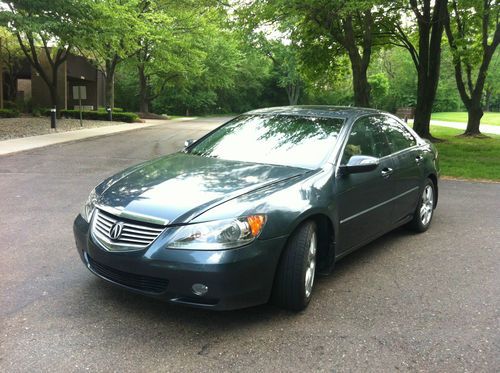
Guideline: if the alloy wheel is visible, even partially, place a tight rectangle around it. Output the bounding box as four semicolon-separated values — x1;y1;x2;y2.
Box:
420;185;434;226
304;232;317;298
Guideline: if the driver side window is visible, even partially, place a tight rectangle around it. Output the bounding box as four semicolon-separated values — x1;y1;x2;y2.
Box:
341;116;391;164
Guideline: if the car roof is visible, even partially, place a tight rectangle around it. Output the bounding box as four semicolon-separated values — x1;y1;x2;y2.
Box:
246;105;382;120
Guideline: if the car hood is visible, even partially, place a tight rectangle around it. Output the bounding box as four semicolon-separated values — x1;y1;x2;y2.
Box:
96;152;308;224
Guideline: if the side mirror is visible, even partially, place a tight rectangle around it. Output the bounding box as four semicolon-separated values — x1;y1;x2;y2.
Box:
339;155;379;175
184;139;196;149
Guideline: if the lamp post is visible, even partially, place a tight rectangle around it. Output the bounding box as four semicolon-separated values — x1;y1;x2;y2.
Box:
50;107;56;129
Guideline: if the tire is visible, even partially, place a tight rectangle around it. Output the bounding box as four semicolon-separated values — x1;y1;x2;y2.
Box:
408;178;435;232
272;221;317;311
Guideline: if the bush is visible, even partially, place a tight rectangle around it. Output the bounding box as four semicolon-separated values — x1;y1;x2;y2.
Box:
0;108;20;118
60;109;139;123
97;107;124;112
3;100;18;110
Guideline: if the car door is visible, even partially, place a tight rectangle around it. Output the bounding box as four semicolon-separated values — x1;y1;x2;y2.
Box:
336;115;396;253
381;116;422;224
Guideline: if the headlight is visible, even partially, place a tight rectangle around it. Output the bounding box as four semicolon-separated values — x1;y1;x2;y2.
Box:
166;215;266;250
81;188;98;222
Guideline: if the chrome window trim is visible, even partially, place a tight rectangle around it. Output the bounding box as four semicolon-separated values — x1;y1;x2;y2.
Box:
340;186;419;224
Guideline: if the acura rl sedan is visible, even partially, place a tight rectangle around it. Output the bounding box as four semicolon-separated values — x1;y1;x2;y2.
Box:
74;106;439;311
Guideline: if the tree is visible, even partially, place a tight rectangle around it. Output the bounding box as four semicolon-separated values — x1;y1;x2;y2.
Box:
133;0;213;114
249;32;303;105
242;0;388;107
0;27;23;102
81;0;143;109
444;0;499;136
0;0;94;110
390;0;449;139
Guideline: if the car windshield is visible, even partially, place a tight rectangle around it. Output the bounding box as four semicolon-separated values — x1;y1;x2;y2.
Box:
188;114;345;169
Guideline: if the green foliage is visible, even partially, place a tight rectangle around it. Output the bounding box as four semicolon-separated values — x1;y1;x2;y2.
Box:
59;110;139;123
368;73;389;109
1;0;497;122
0;0;97;53
0;108;19;118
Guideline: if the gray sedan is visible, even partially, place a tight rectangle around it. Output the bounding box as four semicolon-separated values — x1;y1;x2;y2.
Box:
74;106;439;311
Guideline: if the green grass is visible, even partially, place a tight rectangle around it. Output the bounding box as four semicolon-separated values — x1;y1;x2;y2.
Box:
430;126;500;181
431;112;500;126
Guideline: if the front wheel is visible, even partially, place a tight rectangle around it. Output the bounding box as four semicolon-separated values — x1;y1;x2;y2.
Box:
409;179;435;232
272;221;317;311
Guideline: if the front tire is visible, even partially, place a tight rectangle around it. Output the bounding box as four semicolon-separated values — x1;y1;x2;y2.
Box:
272;221;317;311
409;179;435;232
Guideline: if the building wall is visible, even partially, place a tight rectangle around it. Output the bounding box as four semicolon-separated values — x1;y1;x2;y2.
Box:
31;52;67;109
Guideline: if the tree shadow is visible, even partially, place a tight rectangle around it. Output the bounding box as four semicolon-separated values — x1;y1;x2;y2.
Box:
79;225;416;333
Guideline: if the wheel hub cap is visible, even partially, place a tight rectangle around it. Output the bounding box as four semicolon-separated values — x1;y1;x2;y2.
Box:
420;185;434;226
305;232;317;298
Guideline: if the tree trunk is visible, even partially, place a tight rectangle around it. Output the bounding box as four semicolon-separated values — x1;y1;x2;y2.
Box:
341;14;372;107
49;66;59;112
484;87;492;112
413;69;438;139
138;64;149;114
464;101;483;136
104;74;114;109
104;58;118;109
286;83;300;105
410;0;447;140
350;56;370;107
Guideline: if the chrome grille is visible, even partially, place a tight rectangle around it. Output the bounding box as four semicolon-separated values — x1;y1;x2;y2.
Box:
91;208;165;251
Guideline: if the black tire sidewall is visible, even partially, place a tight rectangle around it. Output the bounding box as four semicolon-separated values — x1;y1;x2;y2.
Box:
272;221;317;311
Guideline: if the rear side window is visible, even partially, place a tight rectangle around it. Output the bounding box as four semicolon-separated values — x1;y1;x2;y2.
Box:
382;117;417;152
341;116;392;163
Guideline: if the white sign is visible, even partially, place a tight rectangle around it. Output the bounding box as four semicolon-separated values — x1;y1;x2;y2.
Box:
72;86;87;100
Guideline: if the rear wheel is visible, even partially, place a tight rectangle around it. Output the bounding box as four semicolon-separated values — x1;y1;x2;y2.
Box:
409;179;435;232
272;221;317;311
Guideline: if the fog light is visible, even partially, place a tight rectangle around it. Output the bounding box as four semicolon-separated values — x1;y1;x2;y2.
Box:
192;283;208;296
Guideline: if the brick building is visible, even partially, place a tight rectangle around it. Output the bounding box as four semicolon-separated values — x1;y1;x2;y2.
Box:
4;51;106;110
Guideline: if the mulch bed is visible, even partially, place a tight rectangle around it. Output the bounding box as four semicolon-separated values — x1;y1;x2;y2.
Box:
0;117;128;140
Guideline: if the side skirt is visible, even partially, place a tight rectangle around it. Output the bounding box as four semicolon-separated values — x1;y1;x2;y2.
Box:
333;215;413;262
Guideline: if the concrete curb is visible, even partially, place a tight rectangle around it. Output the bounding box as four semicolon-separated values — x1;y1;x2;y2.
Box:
0;117;197;156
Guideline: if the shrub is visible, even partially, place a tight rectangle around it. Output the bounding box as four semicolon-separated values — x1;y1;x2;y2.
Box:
97;107;124;112
60;109;139;123
0;108;20;118
3;100;18;110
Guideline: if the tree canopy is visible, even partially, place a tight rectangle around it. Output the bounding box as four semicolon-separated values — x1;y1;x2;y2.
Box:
0;0;498;136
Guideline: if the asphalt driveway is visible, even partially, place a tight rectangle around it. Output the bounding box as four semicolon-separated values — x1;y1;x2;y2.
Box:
0;116;498;372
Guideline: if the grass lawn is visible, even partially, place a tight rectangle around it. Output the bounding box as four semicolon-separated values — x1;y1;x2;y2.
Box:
431;112;500;126
430;126;500;181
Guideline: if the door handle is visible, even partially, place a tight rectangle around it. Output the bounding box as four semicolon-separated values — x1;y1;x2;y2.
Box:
415;154;424;163
381;167;393;178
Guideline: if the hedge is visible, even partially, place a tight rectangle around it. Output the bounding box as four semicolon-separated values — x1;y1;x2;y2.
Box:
61;110;139;123
0;108;20;118
97;107;124;112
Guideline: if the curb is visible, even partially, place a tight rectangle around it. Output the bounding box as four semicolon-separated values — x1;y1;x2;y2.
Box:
0;118;197;157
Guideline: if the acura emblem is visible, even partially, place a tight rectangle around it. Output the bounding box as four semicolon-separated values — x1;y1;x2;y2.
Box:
109;222;124;240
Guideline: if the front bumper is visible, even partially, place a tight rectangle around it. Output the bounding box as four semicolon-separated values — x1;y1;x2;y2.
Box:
73;214;287;310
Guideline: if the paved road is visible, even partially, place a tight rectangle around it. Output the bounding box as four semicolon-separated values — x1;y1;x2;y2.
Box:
0;117;499;372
